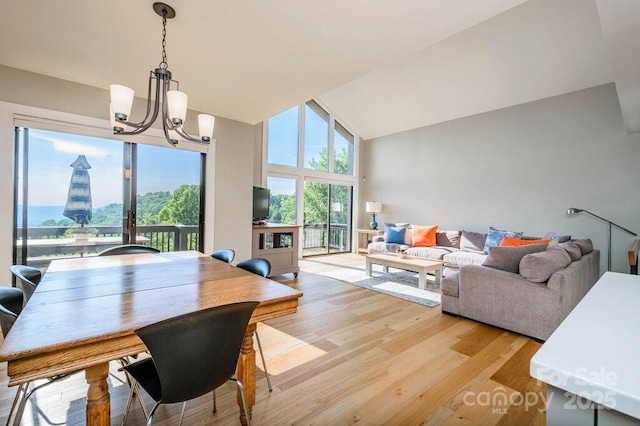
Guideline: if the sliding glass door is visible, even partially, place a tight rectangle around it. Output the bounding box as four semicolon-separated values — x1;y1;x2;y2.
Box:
14;127;204;269
302;180;352;256
132;143;204;252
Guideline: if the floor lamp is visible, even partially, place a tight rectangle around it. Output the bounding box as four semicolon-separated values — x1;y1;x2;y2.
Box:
567;207;637;271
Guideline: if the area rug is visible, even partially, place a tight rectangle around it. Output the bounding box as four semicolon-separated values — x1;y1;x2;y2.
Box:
321;265;441;308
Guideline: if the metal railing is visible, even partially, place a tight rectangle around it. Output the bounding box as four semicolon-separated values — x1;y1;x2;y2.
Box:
303;223;350;253
16;225;200;267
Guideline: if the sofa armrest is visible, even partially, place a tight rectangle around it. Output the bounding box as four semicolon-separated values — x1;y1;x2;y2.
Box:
547;250;600;318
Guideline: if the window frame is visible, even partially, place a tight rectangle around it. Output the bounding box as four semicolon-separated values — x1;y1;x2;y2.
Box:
262;98;360;256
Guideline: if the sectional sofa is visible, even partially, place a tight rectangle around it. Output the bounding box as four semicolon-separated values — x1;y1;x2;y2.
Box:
368;228;497;276
367;226;601;340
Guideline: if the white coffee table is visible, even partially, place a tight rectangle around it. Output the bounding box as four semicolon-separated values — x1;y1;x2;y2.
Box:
365;253;444;289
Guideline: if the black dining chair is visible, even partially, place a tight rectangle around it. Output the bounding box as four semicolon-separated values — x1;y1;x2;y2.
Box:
210;249;235;264
98;244;160;256
9;265;41;305
236;258;273;393
0;287;145;426
0;287;23;335
0;287;80;425
121;301;259;426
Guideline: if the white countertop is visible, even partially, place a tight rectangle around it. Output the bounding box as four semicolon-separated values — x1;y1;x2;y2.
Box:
530;272;640;419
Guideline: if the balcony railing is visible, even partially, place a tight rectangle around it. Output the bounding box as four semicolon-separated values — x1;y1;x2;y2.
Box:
303;223;350;254
16;225;200;268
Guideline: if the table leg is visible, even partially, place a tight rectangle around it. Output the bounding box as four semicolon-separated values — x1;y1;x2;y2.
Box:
418;270;427;290
85;362;110;426
366;258;372;277
434;267;443;286
237;323;257;426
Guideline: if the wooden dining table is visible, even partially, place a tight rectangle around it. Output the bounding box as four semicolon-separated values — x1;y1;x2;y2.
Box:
0;250;303;425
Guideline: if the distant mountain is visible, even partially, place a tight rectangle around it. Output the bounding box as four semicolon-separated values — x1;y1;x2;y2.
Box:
17;191;176;228
17;205;68;227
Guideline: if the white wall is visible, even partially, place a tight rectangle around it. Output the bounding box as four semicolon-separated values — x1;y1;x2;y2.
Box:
361;83;640;273
0;65;256;281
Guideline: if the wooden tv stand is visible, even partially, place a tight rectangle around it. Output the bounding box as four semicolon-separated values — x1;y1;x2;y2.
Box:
251;224;300;277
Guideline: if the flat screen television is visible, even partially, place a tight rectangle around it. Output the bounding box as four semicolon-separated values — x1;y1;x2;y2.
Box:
252;186;270;224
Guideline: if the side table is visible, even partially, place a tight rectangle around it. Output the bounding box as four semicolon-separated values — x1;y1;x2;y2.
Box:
355;228;385;254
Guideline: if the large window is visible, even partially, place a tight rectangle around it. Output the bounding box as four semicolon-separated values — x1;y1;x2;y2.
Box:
267;105;299;167
334;122;354;175
14;127;205;268
304;101;329;172
264;100;358;256
267;176;297;225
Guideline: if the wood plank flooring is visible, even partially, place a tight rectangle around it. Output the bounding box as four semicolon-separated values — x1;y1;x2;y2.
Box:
0;253;546;425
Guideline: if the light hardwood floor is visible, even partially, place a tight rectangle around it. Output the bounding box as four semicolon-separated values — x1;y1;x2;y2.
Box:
0;253;546;425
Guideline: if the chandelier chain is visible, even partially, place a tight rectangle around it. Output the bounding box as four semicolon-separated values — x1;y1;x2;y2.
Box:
159;12;168;69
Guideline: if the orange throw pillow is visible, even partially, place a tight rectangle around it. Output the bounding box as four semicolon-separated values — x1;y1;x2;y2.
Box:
411;224;438;247
500;237;549;247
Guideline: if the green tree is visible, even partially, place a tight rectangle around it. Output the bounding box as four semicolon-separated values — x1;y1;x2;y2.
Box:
303;147;349;225
269;193;296;224
91;203;123;226
157;185;200;225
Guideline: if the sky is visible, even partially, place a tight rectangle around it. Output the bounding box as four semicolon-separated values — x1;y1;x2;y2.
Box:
20;129;200;208
266;103;353;196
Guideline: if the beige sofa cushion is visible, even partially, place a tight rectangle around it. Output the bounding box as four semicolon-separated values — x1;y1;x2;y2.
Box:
443;250;486;268
406;246;456;260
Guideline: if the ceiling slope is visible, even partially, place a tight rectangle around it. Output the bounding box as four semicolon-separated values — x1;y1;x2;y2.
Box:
320;0;615;140
0;0;526;127
596;0;640;134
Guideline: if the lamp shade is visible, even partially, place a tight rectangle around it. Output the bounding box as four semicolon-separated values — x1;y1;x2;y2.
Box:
110;84;134;118
198;114;215;140
167;90;188;123
567;207;583;215
366;201;382;213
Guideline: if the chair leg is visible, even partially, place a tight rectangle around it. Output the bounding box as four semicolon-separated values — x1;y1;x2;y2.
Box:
8;374;80;426
230;378;251;426
178;401;187;426
121;380;136;426
120;372;149;426
254;331;273;392
146;402;160;426
212;388;217;413
6;382;28;426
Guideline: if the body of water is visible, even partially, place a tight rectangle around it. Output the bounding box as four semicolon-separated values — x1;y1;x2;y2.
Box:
16;205;87;227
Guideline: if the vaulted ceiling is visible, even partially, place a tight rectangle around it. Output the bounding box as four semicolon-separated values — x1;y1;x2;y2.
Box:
1;0;638;140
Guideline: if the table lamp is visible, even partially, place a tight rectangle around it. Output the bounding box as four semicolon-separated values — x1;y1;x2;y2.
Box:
366;201;382;230
567;207;637;271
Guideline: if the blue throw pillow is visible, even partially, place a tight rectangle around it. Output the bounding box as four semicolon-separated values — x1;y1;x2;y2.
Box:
483;226;522;254
385;226;406;244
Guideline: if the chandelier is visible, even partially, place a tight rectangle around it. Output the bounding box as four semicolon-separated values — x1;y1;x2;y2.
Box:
109;2;215;146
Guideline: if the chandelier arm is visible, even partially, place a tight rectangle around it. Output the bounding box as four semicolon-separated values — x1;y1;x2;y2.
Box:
140;71;158;124
174;126;209;144
162;121;178;146
118;74;162;130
